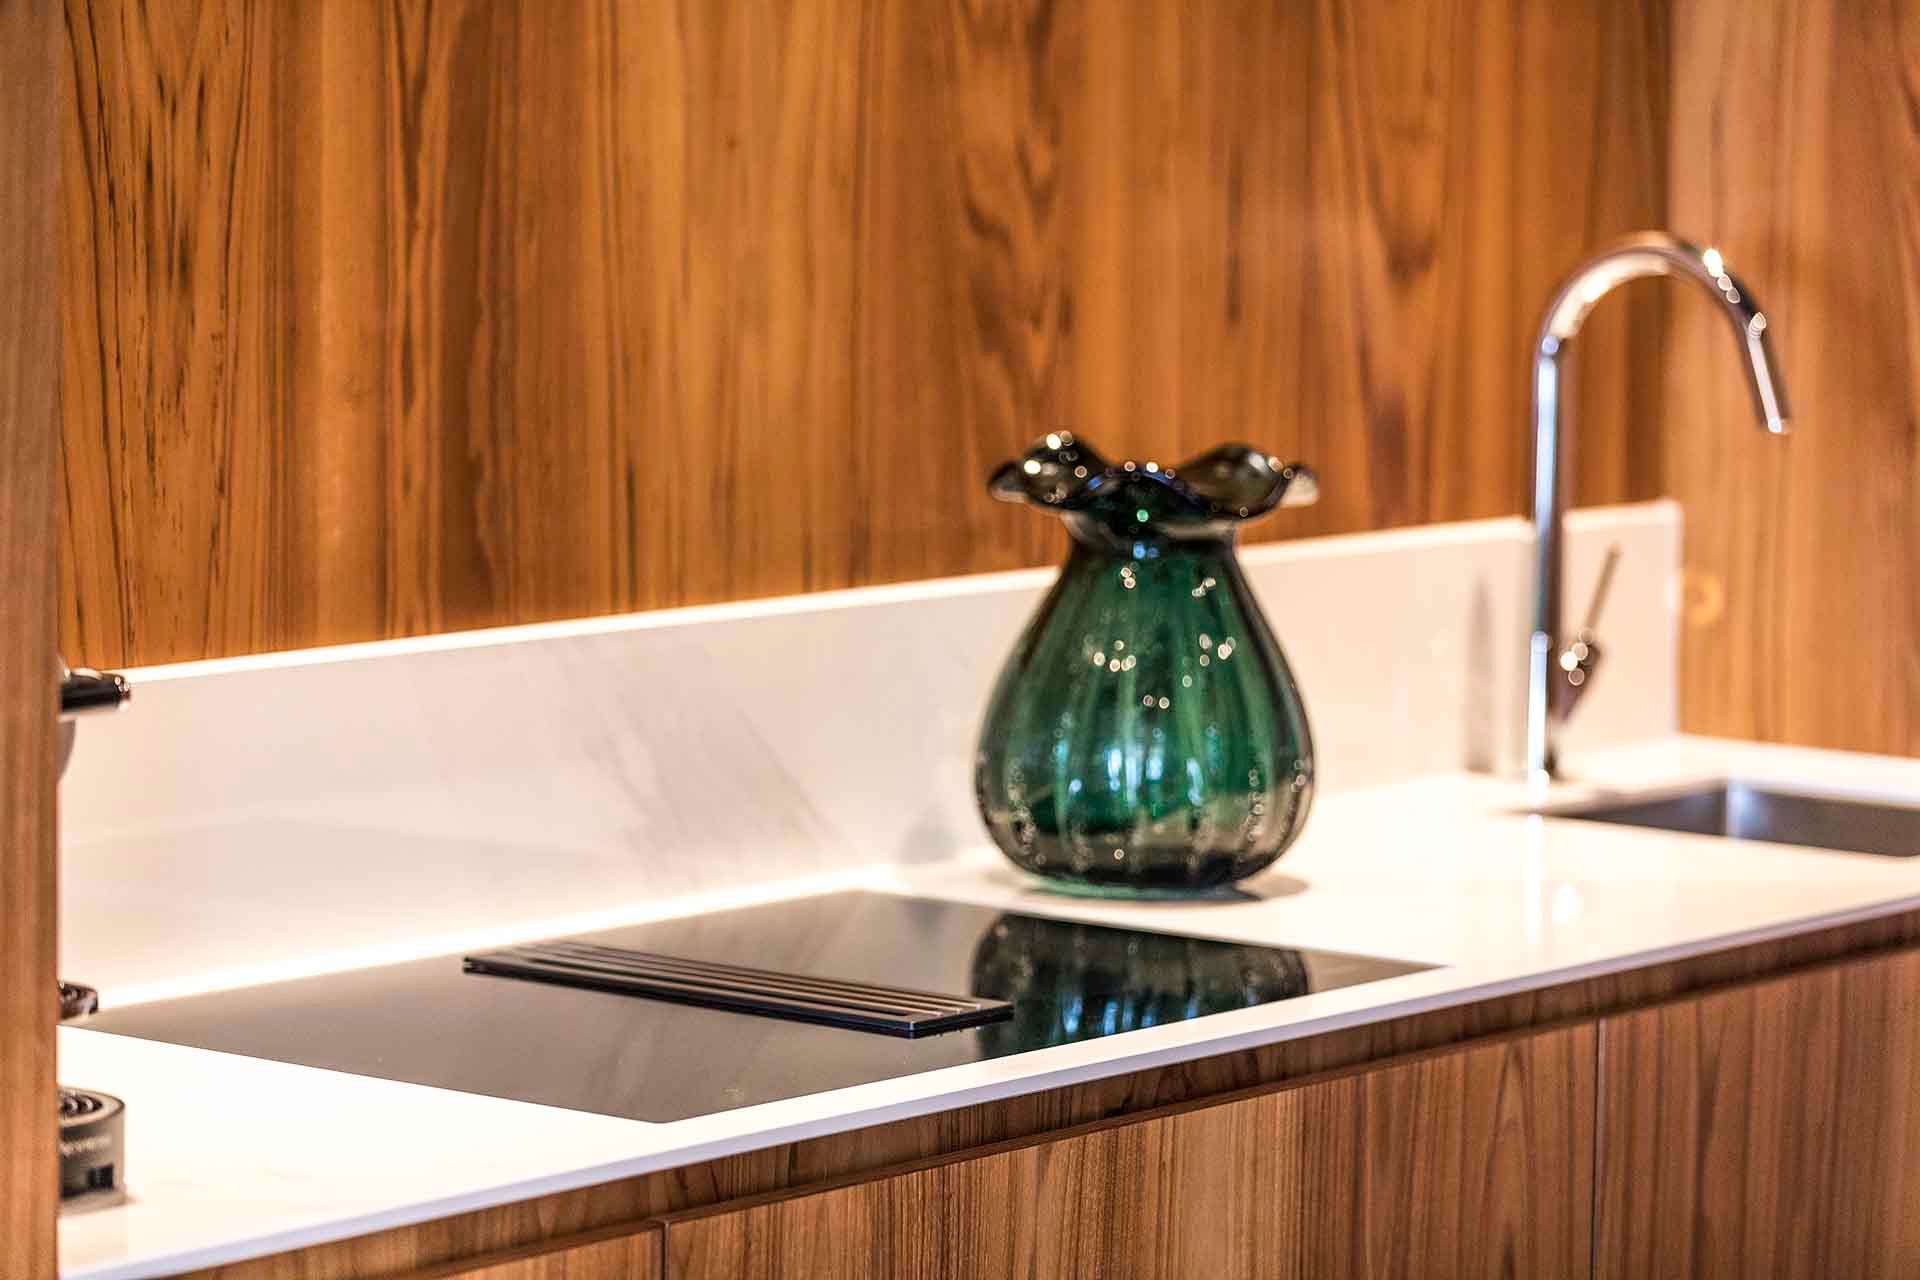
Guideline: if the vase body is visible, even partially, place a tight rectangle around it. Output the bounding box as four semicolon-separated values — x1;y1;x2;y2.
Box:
975;530;1314;893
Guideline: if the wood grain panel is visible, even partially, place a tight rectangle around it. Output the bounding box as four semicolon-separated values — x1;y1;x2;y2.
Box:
58;0;291;660
53;0;1917;739
58;0;1669;668
1662;0;1920;753
1595;947;1920;1278
412;1226;658;1280
664;1023;1594;1280
1;0;64;1271
1066;0;1670;537
185;1224;659;1280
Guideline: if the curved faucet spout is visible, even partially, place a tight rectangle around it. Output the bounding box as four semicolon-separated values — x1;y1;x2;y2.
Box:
1526;232;1790;785
1537;232;1790;433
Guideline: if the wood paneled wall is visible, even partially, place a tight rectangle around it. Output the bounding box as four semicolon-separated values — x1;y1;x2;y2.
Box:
1657;0;1920;755
2;0;63;1271
58;0;1670;668
59;1;1915;759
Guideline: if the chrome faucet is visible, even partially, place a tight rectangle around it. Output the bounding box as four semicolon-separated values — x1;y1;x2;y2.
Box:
1526;232;1790;784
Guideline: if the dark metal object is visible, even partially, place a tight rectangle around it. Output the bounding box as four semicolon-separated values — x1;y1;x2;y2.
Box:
59;666;131;717
58;982;98;1021
57;657;130;779
1551;782;1920;859
54;661;130;1206
464;939;1013;1037
57;1088;125;1203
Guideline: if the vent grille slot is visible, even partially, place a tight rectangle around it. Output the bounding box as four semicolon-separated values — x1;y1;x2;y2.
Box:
464;939;1013;1037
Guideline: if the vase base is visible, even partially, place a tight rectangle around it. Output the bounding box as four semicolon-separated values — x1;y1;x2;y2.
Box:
1022;877;1263;903
1006;842;1284;896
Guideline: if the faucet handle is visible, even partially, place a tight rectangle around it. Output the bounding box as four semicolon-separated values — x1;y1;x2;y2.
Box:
1551;544;1621;721
1576;543;1622;635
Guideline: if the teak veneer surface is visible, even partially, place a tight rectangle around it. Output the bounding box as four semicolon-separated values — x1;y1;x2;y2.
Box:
662;1023;1595;1280
57;0;1669;668
413;1227;659;1280
1;0;64;1275
1596;947;1920;1278
1660;0;1920;755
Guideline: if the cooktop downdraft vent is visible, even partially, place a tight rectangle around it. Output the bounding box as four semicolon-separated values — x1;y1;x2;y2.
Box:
463;938;1014;1037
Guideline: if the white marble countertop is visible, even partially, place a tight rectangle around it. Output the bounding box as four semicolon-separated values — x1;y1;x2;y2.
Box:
59;734;1920;1279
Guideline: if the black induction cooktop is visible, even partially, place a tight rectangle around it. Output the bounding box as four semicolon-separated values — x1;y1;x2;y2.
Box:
79;892;1429;1123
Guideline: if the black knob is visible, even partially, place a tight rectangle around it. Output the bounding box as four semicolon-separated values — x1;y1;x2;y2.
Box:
59;668;130;717
57;982;98;1021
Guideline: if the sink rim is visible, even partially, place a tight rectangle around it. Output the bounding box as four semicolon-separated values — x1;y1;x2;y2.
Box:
1535;777;1920;860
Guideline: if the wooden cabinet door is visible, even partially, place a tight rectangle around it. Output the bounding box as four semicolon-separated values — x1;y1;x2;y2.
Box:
1596;949;1920;1278
288;1228;664;1280
400;1228;657;1280
663;1024;1595;1279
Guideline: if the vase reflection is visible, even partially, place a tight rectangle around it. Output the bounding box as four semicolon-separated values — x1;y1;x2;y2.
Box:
968;911;1310;1055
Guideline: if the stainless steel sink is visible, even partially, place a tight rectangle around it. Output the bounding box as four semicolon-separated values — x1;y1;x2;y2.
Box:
1550;782;1920;858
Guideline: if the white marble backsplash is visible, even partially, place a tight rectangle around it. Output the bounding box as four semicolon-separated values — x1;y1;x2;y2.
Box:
60;501;1679;1001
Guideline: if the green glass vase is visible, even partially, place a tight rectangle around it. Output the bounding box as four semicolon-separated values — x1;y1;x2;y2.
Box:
974;434;1318;895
